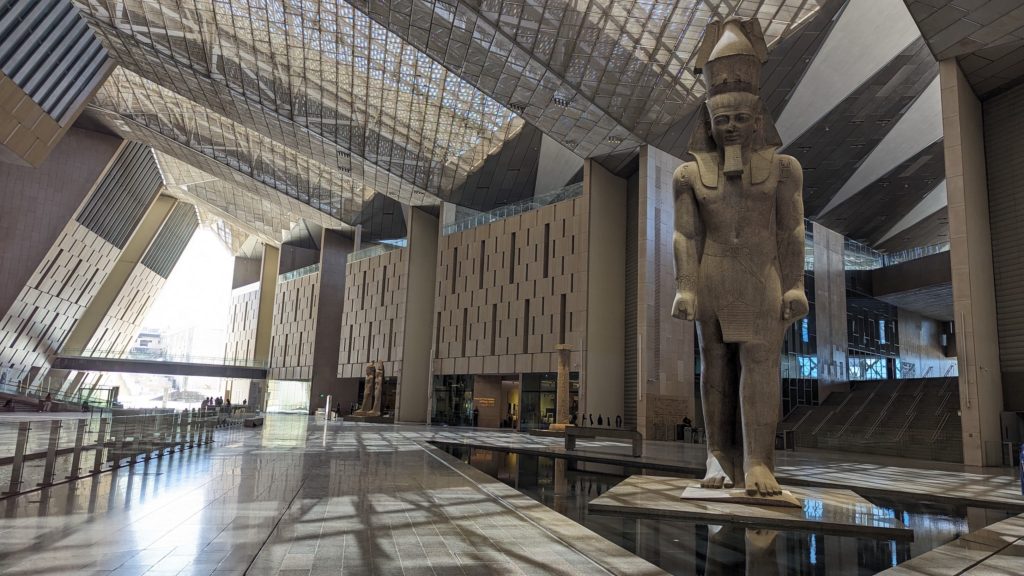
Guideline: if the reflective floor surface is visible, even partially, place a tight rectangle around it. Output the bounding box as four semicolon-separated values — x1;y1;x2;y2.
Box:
0;416;662;575
1;417;1021;575
438;444;1018;576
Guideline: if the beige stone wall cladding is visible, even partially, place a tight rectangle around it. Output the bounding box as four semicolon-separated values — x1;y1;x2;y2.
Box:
269;271;320;380
0;223;119;373
338;248;408;379
225;284;260;364
0;63;114;166
87;266;166;354
433;198;588;376
0;73;68;166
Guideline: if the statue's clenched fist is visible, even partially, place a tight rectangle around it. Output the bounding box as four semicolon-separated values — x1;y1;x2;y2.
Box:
782;289;808;322
672;291;698;321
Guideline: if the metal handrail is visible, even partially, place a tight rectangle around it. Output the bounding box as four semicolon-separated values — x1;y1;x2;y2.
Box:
0;379;114;409
349;241;405;263
442;183;584;236
278;263;320;283
881;242;950;267
0;409;242;498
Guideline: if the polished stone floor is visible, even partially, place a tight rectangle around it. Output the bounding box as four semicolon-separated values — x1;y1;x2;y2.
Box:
0;416;664;576
880;513;1024;575
416;426;1024;511
3;416;1024;575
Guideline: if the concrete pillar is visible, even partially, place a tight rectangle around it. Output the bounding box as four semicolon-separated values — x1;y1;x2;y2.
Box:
584;159;626;425
440;202;458;229
549;344;572;431
396;208;439;422
61;195;176;369
309;229;354;409
251;243;280;412
939;59;1004;466
812;222;849;400
634;145;695;439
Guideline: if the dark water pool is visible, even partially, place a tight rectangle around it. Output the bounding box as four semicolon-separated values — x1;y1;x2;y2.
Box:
437;443;1014;575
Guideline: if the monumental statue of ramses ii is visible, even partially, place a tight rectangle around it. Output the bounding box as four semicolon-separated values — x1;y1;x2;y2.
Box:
671;18;808;498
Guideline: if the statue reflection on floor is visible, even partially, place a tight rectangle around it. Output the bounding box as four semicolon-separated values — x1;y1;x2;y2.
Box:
703;526;780;576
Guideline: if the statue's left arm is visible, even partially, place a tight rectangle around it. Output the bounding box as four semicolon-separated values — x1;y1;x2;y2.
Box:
777;155;808;323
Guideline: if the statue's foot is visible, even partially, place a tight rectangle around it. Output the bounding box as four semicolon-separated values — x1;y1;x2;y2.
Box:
701;453;735;489
744;463;782;496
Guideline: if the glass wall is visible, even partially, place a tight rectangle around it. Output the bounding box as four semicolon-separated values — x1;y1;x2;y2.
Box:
267;380;311;413
846;294;900;381
520;372;579;432
431;373;578;430
431;375;474;426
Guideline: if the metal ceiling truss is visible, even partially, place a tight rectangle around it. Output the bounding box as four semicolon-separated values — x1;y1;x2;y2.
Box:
73;0;821;236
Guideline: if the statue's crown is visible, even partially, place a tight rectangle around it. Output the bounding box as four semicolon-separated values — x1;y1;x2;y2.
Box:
694;18;769;97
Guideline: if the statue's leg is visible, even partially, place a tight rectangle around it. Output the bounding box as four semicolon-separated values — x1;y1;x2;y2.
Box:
697;320;740;489
739;339;783;496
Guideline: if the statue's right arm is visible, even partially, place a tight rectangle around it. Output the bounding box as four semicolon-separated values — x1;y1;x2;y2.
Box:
672;163;702;321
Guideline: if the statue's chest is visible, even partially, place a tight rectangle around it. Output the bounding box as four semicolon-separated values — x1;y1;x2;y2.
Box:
694;178;777;216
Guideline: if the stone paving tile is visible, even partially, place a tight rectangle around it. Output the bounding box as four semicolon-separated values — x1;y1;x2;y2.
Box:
13;417;1021;575
0;416;665;576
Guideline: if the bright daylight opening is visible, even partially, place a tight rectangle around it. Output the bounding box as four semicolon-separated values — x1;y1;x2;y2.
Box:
112;228;235;409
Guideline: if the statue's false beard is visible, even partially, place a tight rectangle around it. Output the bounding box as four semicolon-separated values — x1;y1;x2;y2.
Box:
723;144;745;178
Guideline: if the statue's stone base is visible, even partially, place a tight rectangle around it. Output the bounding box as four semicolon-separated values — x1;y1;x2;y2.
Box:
589;476;912;540
680;486;800;508
343;414;392;424
547;423;574;432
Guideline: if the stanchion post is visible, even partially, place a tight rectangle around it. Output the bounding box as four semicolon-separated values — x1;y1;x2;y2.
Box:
92;417;109;474
39;419;61;486
4;421;31;495
67;418;87;480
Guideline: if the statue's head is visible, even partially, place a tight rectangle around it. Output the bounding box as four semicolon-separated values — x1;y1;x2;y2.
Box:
688;18;781;156
365;363;376;377
707;92;760;149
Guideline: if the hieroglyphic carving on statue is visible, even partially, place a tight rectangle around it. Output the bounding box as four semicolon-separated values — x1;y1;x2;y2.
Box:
671;18;807;498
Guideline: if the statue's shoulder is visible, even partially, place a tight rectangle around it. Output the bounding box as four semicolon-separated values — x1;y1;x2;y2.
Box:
775;153;802;172
674;161;697;186
775;153;803;181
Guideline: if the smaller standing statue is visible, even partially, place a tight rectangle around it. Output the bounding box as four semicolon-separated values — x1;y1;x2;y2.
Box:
368;361;385;417
354;362;376;415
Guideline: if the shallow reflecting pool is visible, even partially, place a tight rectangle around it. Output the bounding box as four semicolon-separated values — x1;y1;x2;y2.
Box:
437;443;1014;575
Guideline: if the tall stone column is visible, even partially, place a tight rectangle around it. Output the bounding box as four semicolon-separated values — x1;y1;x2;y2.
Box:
584;159;626;426
939;59;1003;466
634;145;695;439
812;222;849;401
396;207;438;422
250;243;280;412
309;229;354;409
549;344;573;432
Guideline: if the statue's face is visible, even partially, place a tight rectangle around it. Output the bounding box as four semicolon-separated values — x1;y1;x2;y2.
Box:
707;94;759;148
